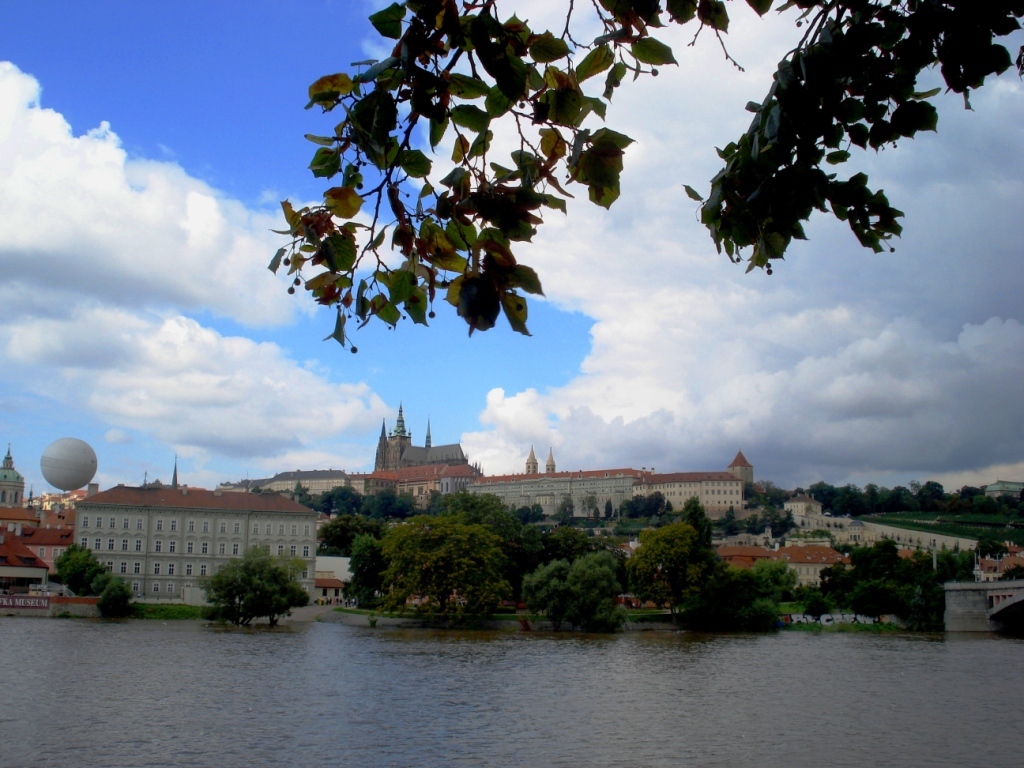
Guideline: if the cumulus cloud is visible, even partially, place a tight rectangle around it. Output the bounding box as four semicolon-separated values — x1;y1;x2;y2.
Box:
0;63;389;473
456;12;1024;488
0;62;295;327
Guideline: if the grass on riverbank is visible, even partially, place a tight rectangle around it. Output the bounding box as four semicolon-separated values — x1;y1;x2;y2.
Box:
133;603;212;620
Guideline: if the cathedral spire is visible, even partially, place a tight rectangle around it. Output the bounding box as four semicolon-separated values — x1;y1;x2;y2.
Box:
380;419;387;440
425;419;432;449
393;402;408;437
172;455;178;489
526;446;538;475
546;448;556;473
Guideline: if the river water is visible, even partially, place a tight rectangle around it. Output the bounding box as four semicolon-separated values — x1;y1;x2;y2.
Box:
1;618;1021;767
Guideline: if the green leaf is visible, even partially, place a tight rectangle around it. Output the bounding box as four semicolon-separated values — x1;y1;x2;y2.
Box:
323;234;357;272
468;130;493;159
304;134;337;146
323;311;347;346
429;116;448;149
268;247;286;274
744;0;773;17
451;104;491;133
324;186;363;218
404;287;429;325
309;147;341;178
399;149;432;178
683;185;703;202
511;265;544;295
631;38;677;66
501;292;531;335
375;295;401;326
368;3;406;40
603;62;627;100
529;32;571;63
485;85;514;118
576;43;615;83
385;269;416;305
697;0;729;32
448;73;491;99
826;150;851;165
591;128;634;149
666;0;697;23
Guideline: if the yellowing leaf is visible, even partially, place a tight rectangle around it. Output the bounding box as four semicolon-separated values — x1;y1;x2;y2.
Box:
324;187;363;218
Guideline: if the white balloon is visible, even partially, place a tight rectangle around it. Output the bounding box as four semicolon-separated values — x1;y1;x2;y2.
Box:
40;438;98;491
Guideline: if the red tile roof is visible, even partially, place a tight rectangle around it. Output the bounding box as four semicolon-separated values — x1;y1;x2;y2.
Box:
0;536;49;570
729;451;752;468
0;508;39;524
475;468;643;484
315;577;347;589
78;485;312;514
16;526;76;546
639;471;739;484
774;546;848;566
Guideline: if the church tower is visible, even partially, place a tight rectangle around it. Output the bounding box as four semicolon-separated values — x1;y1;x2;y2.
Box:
425;420;432;450
728;450;754;485
0;444;25;507
545;448;556;474
525;446;538;475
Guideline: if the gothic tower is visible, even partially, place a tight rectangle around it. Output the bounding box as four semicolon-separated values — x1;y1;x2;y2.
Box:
525;446;538;475
545;448;556;474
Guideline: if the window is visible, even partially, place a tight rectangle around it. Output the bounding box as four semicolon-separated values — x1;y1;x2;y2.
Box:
218;543;226;555
219;522;226;534
80;537;88;548
39;547;46;557
304;524;310;536
170;519;177;531
109;517;116;528
153;563;161;575
186;564;193;576
121;539;128;551
265;523;272;535
188;520;195;532
94;538;102;550
278;524;285;535
136;518;143;530
277;545;284;555
153;583;160;593
301;570;308;579
156;519;163;531
134;562;141;574
135;539;142;552
232;544;239;555
290;545;296;556
122;518;129;529
201;542;209;554
253;523;259;534
82;516;90;528
187;541;194;554
291;524;297;536
200;565;208;576
106;561;113;571
120;562;127;574
107;539;115;550
233;522;240;534
167;582;175;593
302;545;310;557
168;563;175;576
155;541;162;552
169;540;176;553
202;521;209;533
132;582;140;593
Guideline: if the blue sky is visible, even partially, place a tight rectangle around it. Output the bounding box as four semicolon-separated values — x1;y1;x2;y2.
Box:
2;1;1023;494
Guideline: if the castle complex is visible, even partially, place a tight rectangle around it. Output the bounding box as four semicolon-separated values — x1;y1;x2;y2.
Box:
373;404;472;472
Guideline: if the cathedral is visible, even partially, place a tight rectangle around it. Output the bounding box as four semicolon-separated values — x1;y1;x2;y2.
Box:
373;405;473;472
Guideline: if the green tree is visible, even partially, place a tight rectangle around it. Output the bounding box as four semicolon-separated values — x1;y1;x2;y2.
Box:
522;559;573;630
364;487;416;519
201;548;310;626
541;525;594;565
686;563;782;632
380;515;510;620
291;482;314;508
276;1;1023;346
626;520;709;621
94;574;135;618
750;558;797;603
347;533;387;608
54;544;107;596
315;484;364;516
319;514;383;555
564;551;627;632
555;495;575;524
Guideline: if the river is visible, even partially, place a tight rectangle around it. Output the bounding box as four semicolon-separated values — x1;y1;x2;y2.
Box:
1;618;1021;767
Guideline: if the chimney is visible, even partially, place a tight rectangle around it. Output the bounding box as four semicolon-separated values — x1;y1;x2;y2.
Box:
181;487;188;496
87;482;98;497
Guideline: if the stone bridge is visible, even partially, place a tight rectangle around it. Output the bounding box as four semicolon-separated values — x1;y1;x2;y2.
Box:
945;581;1024;632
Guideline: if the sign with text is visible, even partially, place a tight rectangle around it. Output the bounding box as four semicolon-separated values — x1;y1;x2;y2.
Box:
0;595;50;610
782;613;877;626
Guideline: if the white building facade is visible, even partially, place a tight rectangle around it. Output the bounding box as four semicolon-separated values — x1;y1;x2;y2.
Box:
77;485;317;600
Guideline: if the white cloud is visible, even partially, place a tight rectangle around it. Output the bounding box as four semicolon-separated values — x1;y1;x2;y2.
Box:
0;62;296;328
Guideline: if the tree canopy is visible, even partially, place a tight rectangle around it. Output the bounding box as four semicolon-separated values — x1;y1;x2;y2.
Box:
273;0;1024;346
201;548;310;626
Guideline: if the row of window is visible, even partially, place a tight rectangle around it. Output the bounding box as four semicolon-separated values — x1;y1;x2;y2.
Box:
0;489;19;504
88;539;311;557
80;516;311;537
37;546;66;559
